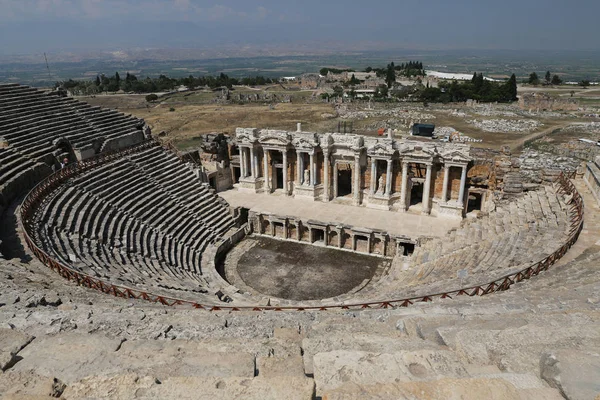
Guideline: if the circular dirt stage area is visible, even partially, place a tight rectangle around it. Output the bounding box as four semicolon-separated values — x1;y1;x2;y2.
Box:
224;236;389;301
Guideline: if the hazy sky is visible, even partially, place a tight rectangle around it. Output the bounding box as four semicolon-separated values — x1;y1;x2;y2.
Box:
1;0;599;54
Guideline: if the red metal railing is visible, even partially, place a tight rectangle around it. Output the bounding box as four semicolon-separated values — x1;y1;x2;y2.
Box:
20;145;584;311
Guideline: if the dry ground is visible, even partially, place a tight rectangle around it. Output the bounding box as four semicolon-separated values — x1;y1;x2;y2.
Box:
78;85;600;151
122;102;337;149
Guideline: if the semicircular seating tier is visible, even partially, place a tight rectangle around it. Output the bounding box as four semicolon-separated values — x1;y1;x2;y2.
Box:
31;143;237;301
327;184;574;305
0;83;145;221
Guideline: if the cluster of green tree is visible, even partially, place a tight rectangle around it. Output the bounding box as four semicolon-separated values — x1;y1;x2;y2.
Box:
527;71;562;86
319;67;355;76
363;60;425;80
419;73;517;103
394;61;425;77
57;72;276;95
528;72;593;87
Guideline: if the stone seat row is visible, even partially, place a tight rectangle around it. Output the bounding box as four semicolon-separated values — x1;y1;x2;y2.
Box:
401;186;571;285
70;147;233;235
31;144;237;301
0;84;142;161
39;178;212;273
41;226;214;301
416;187;568;262
1;103;140;151
321;185;573;305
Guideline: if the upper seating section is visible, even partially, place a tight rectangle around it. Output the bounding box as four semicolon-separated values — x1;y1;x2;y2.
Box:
0;83;146;250
0;83;144;163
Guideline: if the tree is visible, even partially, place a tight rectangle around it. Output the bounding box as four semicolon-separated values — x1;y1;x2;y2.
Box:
365;66;372;72
319;68;329;76
528;72;540;85
506;74;518;101
545;71;551;84
375;84;388;99
385;62;396;88
580;80;591;88
95;75;101;86
332;86;344;98
551;75;562;85
145;93;158;102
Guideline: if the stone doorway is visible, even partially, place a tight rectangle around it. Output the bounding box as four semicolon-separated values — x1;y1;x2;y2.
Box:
337;166;352;197
312;228;325;244
467;191;483;213
233;167;241;183
275;167;284;189
409;180;424;206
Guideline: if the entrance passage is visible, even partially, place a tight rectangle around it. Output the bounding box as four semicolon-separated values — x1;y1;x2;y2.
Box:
410;181;424;206
233;167;241;183
467;192;483;213
312;228;325;244
337;166;352;197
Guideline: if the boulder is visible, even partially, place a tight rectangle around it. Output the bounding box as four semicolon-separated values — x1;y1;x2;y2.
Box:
540;350;600;400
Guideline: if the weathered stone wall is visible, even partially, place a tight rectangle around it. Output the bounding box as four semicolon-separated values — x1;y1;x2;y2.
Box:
518;92;578;112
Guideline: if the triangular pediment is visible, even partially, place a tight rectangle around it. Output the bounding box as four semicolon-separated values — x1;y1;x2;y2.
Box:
368;143;395;156
442;150;470;163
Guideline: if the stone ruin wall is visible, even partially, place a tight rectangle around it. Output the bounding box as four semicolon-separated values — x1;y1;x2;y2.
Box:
518;92;578;112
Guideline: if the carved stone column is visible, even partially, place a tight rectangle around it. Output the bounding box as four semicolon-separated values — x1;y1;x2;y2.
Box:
353;155;361;206
254;147;259;178
385;159;393;196
240;147;246;178
370;158;377;195
333;162;338;198
422;163;432;214
250;146;256;178
282;149;288;194
323;149;330;201
441;165;450;202
458;165;467;206
296;150;302;186
263;149;270;193
309;152;315;186
399;161;409;211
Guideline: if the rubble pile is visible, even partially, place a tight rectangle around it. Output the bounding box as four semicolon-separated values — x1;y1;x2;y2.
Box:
529;138;600;162
468;118;543;133
518;148;581;183
337;105;435;122
561;122;600;134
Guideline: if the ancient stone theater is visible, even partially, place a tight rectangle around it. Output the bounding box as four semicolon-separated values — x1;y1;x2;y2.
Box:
1;83;597;399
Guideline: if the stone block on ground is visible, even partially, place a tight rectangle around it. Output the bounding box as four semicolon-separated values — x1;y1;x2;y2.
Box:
540;350;600;400
62;373;315;400
11;333;123;383
110;339;257;379
312;350;468;396
256;355;305;378
321;377;563;400
0;370;66;399
302;335;441;375
0;328;33;371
